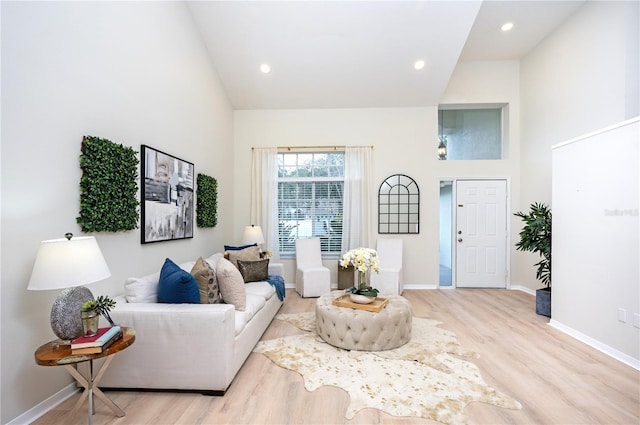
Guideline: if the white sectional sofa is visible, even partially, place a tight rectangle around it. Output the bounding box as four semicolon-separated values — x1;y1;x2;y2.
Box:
98;253;284;395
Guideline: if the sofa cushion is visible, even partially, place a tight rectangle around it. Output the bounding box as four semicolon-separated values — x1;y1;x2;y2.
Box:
158;258;199;304
234;293;267;335
226;246;261;269
244;281;276;301
216;257;246;311
191;257;221;304
244;293;267;321
237;258;269;283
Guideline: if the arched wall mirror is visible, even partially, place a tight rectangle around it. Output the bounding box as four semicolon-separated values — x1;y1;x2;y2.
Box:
378;174;420;234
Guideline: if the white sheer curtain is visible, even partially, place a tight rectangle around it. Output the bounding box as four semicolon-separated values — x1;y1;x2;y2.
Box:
341;146;373;251
250;148;279;258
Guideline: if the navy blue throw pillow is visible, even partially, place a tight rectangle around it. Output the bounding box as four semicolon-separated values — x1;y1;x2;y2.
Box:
224;243;257;251
158;258;199;304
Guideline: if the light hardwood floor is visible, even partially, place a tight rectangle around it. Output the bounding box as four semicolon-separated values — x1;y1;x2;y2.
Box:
32;289;639;425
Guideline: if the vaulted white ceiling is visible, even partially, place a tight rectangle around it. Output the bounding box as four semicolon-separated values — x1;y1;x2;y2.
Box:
186;1;585;110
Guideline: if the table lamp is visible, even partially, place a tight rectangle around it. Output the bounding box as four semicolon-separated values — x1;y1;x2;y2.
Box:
241;224;265;248
28;233;111;341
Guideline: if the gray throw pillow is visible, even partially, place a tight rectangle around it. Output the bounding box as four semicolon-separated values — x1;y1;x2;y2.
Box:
237;259;270;283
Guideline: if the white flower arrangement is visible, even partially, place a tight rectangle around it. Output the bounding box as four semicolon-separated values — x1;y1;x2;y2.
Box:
340;247;380;297
340;247;379;273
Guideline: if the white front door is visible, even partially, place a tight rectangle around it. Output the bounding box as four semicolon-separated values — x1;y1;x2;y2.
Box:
455;179;508;288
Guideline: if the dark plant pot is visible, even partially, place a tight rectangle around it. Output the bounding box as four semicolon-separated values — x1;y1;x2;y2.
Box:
536;287;551;317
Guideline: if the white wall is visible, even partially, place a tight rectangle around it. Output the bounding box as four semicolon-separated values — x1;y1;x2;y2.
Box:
552;118;639;364
233;61;521;288
0;2;234;423
518;0;639;291
520;1;639;205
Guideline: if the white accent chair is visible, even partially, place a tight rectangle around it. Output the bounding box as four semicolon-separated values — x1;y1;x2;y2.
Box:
295;238;331;298
370;238;404;295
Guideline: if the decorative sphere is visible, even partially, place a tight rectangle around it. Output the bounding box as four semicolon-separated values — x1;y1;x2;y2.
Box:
50;286;94;340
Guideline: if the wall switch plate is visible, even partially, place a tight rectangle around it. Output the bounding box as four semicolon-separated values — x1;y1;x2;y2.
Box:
634;313;640;328
618;308;627;323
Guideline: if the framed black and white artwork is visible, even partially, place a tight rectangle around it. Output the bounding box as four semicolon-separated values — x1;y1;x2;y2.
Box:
141;145;194;243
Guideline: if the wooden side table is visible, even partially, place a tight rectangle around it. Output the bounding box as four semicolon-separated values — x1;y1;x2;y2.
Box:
34;326;135;425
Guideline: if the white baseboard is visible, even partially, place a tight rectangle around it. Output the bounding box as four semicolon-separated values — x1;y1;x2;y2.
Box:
293;283;539;295
404;283;438;290
325;284;439;291
509;285;536;296
7;383;78;425
549;319;640;371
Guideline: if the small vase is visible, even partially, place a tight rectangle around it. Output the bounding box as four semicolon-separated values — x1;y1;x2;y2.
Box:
81;310;99;337
357;271;367;291
350;293;375;304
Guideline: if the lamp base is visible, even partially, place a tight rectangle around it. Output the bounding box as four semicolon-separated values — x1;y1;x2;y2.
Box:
50;286;94;341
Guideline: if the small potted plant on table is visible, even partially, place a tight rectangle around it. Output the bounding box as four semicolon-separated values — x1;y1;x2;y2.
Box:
80;295;116;336
340;247;380;304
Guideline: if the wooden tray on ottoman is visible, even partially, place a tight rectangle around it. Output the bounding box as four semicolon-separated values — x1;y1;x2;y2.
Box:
332;294;389;312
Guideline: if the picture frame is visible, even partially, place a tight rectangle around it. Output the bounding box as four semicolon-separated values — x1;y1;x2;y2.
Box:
141;145;195;244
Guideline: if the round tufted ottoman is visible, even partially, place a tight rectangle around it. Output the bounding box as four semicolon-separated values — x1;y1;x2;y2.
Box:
315;291;412;351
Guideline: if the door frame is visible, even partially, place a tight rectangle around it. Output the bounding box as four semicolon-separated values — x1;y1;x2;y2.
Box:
440;177;511;289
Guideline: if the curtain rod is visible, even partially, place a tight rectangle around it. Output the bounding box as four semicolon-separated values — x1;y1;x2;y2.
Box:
252;145;374;151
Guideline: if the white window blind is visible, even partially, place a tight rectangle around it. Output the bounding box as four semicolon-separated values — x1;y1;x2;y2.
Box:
277;152;344;256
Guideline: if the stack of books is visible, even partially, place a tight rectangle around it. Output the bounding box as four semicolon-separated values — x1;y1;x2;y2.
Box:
71;326;122;355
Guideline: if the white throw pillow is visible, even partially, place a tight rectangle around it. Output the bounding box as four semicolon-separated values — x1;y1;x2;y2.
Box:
216;257;246;311
124;261;196;303
124;271;160;303
205;253;223;273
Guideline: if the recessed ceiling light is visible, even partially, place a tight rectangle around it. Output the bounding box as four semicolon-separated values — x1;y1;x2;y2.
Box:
501;22;514;32
414;60;425;70
260;64;271;74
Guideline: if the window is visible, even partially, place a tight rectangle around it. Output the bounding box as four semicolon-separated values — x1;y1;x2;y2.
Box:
278;152;344;257
438;105;506;160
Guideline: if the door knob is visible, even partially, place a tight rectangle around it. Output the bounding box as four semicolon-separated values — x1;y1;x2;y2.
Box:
458;230;462;234
458;238;463;242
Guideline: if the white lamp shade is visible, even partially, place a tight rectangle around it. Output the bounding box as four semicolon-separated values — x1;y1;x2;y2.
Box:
28;236;111;291
241;225;264;245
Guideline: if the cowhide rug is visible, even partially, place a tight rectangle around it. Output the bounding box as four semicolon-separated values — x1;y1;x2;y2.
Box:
253;312;521;425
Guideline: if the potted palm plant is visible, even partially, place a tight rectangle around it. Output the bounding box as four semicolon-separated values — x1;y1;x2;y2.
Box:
514;202;552;317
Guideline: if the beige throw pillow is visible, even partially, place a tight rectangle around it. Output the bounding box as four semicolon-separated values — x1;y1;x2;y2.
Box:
226;246;262;269
191;257;221;304
216;257;246;311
